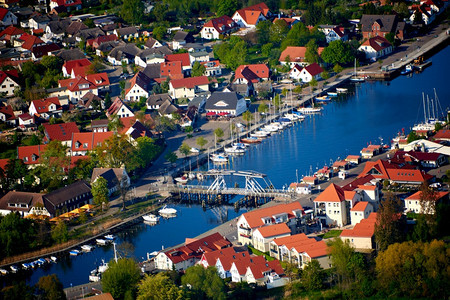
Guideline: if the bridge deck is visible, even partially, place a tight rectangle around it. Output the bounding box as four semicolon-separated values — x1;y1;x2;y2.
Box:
163;184;293;198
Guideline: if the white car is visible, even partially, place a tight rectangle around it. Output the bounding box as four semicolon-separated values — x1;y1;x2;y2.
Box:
190;147;200;153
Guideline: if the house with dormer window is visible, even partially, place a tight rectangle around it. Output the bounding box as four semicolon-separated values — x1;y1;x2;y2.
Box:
106;97;134;119
205;91;247;117
71;131;113;156
358;36;392;61
236;202;304;246
234;64;269;84
361;14;405;41
29;97;62;119
18;144;47;166
0;104;16;126
58;73;109;103
62;58;92;78
200;15;239;40
232;2;271;28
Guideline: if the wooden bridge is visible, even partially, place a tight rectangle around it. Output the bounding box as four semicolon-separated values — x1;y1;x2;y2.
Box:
162;170;294;207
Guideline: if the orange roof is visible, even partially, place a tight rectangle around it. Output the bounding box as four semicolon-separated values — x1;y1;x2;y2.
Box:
340;213;377;238
344;190;356;200
43;122;80;142
274;233;328;258
314;183;345;203
165;53;190;67
235;64;269;82
405;190;449;202
246;259;284;280
279;46;324;63
235;2;270;26
71;132;113;152
0;158;10;172
200;246;240;267
170;76;209;89
255;223;290;238
346;155;360;160
30;97;61;114
357;185;377;191
160;61;183;79
63;58;91;75
19;33;44;50
351;201;369;212
302;176;317;182
18;144;47;165
434;129;450;139
272;233;310;246
240;202;303;229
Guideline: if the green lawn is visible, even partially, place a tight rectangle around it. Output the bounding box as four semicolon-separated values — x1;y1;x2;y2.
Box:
318;230;342;239
248;245;276;261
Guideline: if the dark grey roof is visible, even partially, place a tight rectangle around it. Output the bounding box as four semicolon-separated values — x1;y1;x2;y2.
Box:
55;48;85;61
142;63;162;79
43;181;91;214
91;119;109;128
91;168;125;189
205;91;243;110
147;93;171;107
32;14;51;24
189;51;209;58
65;21;88;36
188;94;208;109
47;19;71;34
109;43;141;60
0;191;45;213
173;31;189;41
146;45;172;56
116;26;138;36
133;71;153;91
144;38;161;49
76;27;105;40
361;15;398;33
158;99;178;115
97;40;125;53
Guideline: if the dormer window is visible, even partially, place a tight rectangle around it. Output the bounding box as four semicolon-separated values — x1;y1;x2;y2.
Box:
31;154;37;161
75;141;81;148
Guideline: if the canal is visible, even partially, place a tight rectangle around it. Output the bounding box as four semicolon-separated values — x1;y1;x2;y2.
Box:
3;46;449;289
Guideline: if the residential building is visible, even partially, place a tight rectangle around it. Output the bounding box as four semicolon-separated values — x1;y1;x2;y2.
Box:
114;27;138;40
144;37;162;49
171;31;194;50
0;104;15;125
50;0;82;12
0;25;25;44
314;183;354;227
410;4;436;25
165;53;191;74
234;64;269;84
269;233;330;269
120;116;153;142
124;71;153;101
340;213;377;250
189;51;210;64
205;91;247;117
360;14;405;40
58;73;109;103
345;155;361;165
392;150;447;168
147;93;172;110
106;98;134;118
17;144;47;166
43;122;79;147
289;182;312;195
279;46;324;68
169;76;209;100
154;232;232;271
160;61;183;80
0;191;47;217
232;2;271;28
236;202;304;246
29;97;62;119
350;201;374;226
42;180;91;216
290;63;324;83
18;113;34;127
404;190;449;214
358;36;393;61
0;7;17;26
229;256;287;288
201;60;222;76
252;223;291;252
62;58;92;78
199;247;249;278
302;176;318;186
91;119;109;132
200;16;239;40
107;43;141;65
321;26;348;44
71;131;113;156
91;168;130;195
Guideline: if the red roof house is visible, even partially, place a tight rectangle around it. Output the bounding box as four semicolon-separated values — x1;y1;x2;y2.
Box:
18;144;48;165
62;58;92;78
43;122;80;146
232;2;271;28
234;64;269;84
200;16;239;40
71;131;113;155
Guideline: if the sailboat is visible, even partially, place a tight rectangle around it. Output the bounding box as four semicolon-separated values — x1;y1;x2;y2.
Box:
298;93;322;114
412;90;446;131
350;59;365;82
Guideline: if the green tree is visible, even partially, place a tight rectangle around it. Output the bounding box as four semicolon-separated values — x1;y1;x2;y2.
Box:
121;0;144;25
321;71;329;80
216;0;238;17
333;63;343;74
257;103;268;114
407;130;422;143
179;143;191;158
94;135;139;172
256;20;271;44
37;140;70;191
165;151;178;164
0;212;37;257
4;158;27;190
1;281;34;300
191;61;206;77
137;272;183;300
261;43;273;57
242;110;253;130
181;265;226;300
136;136;160;167
51;221;68;244
108;114;124;133
214;128;224;143
305;39;320;63
153;26;167;41
37;274;66;300
385;32;395;45
321;40;355;65
302;259;324;291
91;176;109;209
270;19;289;45
375;192;404;251
83;18;95;28
104;93;112;109
196;137;207;150
102;258;141;300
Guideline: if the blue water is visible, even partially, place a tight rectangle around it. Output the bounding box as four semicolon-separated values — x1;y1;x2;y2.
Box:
2;46;449;288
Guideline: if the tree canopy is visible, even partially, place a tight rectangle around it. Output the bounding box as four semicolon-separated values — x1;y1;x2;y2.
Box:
181;265;226;300
137;272;183;300
102;258;141;300
37;274;66;300
121;0;144;25
321;40;355;66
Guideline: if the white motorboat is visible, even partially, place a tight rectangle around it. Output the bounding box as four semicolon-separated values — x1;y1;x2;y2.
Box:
327;92;338;97
224;145;246;154
315;95;332;102
143;214;160;223
10;265;18;273
336;88;348;93
36;258;46;266
175;176;188;184
96;239;109;245
50;256;57;262
401;64;413;75
284;113;303;121
22;263;30;270
250;131;269;138
81;245;95;252
211;153;229;163
298;107;322;114
89;260;109;282
188;173;196;180
190;147;200;153
0;268;8;275
233;142;248;148
263;124;281;132
69;249;80;256
158;205;177;217
104;234;115;241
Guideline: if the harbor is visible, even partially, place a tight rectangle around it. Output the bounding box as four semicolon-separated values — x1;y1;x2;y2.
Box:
1;43;449;291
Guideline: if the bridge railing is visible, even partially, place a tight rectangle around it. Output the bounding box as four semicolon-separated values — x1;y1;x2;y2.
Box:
163;184;293;197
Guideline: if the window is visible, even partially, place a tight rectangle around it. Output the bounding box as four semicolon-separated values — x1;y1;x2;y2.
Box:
83;143;88;148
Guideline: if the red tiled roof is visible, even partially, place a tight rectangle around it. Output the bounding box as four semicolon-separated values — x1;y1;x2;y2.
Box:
0;8;9;20
235;2;270;26
240;202;303;229
86;72;109;87
235;64;269;83
0;26;25;41
59;73;108;91
246;259;284;280
43;122;80;142
433;129;450;140
0;158;9;173
165;53;190;67
405;190;449;202
170;76;209;89
351;201;369;212
160;61;183;79
30;97;61;114
304;63;324;76
203;16;237;34
232;255;266;276
340;213;377;238
63;58;91;75
19;33;44;51
163;232;231;265
314;183;345;203
255;223;291;238
279;46;324;63
18;144;48;165
71;131;113;152
87;34;117;48
0;104;15;121
361;36;392;52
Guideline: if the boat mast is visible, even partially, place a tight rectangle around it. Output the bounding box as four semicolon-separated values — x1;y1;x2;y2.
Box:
427;95;431;123
422;93;427;123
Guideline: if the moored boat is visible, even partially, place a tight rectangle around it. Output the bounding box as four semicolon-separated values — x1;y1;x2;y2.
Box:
81;245;95;252
89;260;109;282
0;268;8;275
50;256;57;262
298;107;322;114
315;95;331;102
210;153;229;163
175;176;188;184
158;205;177;218
224;145;246;154
336;88;348;93
10;265;18;273
104;234;115;241
96;239;109;245
401;64;413;75
327;92;338;97
241;137;262;144
69;249;80;256
142;214;160;223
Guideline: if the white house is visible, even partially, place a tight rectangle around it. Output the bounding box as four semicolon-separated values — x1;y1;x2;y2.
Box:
204;91;247;117
404;190;449;214
295;63;323;83
350;201;373;226
289;182;312;195
358;36;393;61
91;168;130;195
232;2;270;28
410;5;436;25
252;223;291;252
169;76;209;100
200;15;239;40
106;98;134;119
124;71;153;101
201;60;222;76
340;213;377;250
0;70;19;96
29;97;62;119
313;183;355;227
